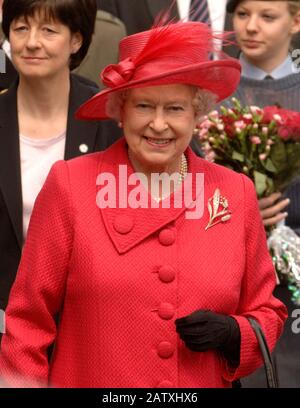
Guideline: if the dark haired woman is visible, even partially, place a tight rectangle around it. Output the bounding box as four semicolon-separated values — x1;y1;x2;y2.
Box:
0;0;120;330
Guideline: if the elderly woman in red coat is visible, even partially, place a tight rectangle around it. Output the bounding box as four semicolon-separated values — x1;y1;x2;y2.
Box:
0;20;286;387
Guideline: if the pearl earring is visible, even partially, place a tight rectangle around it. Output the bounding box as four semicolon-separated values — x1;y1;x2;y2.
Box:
118;121;123;128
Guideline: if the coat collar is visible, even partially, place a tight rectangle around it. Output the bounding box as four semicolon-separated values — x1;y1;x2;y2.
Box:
98;138;205;254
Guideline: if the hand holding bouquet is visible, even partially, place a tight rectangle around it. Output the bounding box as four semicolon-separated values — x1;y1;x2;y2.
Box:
198;98;300;304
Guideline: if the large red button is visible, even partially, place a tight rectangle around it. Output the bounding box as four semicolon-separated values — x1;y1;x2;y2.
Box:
157;303;175;320
157;341;174;359
158;265;176;283
158;229;176;246
113;215;134;234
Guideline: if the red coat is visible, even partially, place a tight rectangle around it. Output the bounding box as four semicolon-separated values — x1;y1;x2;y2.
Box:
0;138;286;387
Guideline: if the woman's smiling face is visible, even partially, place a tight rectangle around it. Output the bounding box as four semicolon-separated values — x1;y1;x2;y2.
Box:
122;84;198;175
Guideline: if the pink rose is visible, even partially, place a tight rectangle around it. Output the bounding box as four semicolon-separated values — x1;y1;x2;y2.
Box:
250;136;261;145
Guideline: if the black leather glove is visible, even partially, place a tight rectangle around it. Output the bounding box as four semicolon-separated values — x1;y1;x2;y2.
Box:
175;310;241;366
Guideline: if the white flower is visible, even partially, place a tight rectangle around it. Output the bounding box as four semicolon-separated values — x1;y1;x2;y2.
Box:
259;153;267;161
250;106;261;114
250;136;261;145
234;120;246;129
209;110;219;118
273;114;283;123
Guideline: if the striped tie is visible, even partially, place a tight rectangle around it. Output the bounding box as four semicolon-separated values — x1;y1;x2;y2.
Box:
189;0;210;24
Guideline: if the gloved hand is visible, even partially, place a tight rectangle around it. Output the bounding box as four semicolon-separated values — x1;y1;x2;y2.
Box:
175;310;241;366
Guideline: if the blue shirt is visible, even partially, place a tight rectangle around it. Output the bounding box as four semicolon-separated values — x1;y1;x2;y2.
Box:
240;54;297;80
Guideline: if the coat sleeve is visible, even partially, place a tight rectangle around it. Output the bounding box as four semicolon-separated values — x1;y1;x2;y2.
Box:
0;161;73;387
221;174;287;382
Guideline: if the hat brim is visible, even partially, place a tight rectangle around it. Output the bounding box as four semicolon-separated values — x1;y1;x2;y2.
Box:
76;59;241;120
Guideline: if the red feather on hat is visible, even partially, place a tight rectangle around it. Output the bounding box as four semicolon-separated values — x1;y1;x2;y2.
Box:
133;22;212;66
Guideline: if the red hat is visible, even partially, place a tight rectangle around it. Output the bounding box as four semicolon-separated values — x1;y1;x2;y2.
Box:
76;21;241;120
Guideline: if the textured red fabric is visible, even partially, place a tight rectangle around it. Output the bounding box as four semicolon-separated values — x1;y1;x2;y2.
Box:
0;138;286;388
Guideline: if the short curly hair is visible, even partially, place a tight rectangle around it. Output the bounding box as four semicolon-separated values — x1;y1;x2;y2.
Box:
2;0;97;70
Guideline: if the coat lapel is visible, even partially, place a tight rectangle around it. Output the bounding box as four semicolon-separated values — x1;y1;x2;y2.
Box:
0;83;23;248
64;75;98;160
146;0;179;21
98;139;204;254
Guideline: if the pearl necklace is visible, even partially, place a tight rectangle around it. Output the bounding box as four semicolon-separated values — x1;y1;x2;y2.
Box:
128;150;188;202
152;153;188;202
178;153;188;185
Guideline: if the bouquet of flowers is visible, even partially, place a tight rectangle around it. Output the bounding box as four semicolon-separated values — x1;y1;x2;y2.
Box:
198;98;300;305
